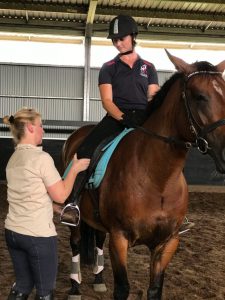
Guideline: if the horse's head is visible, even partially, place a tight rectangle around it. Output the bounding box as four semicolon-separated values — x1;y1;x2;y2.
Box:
166;50;225;173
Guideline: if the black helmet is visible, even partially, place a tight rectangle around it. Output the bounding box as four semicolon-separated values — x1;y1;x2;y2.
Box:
107;15;138;39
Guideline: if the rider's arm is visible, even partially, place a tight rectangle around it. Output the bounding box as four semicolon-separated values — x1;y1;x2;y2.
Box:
46;155;90;204
147;62;160;101
148;84;160;101
99;84;124;121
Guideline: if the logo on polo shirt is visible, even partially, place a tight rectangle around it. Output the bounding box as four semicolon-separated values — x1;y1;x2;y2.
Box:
140;64;148;78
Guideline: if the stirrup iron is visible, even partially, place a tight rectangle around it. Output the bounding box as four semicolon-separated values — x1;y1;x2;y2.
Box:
60;203;80;227
178;216;195;235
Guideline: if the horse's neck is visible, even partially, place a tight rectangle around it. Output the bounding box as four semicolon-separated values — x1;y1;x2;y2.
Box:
146;81;190;142
124;133;186;194
140;130;187;170
139;87;189;184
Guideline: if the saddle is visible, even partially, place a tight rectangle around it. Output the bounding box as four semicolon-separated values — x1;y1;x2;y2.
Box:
63;128;133;188
60;128;133;226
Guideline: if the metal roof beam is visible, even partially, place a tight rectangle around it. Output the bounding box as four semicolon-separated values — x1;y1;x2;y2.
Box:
0;22;224;44
85;0;98;38
137;31;225;44
96;8;225;23
83;1;98;121
0;3;224;23
0;2;87;14
0;1;224;11
156;0;225;3
92;25;225;44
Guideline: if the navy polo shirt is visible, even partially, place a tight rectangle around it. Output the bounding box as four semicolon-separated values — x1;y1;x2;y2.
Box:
98;55;158;110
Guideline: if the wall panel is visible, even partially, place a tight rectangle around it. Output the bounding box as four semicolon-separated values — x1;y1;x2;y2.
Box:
0;62;173;137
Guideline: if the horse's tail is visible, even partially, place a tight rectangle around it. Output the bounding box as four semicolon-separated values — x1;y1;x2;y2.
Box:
80;220;95;265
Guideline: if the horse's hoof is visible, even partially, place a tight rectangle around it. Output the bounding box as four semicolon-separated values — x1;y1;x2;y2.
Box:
68;295;81;300
93;283;107;292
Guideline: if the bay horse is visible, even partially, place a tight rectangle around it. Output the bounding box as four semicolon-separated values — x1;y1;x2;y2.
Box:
61;51;225;300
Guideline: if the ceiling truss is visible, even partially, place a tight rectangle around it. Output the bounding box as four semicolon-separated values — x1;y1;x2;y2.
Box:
0;0;224;45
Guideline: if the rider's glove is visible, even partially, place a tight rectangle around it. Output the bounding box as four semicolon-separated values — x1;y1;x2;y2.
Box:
120;112;138;128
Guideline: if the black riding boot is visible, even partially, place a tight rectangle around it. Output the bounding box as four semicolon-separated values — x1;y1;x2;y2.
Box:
71;170;89;202
60;136;111;226
35;292;54;300
60;170;89;226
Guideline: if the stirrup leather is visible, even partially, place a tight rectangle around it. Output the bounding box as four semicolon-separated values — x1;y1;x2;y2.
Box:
60;203;80;227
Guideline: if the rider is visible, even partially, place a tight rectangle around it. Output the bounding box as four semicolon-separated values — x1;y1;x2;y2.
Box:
60;14;160;225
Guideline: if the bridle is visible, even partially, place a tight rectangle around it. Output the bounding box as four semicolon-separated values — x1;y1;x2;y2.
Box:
183;71;225;153
137;70;224;154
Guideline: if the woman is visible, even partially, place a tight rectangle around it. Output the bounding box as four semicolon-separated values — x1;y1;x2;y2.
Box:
3;108;90;300
60;14;160;223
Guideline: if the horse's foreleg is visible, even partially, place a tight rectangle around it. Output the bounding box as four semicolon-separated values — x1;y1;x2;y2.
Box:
68;227;82;300
93;230;107;292
109;232;130;300
148;237;179;300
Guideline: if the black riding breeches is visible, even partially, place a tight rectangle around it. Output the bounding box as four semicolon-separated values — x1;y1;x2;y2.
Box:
76;109;148;159
77;115;122;159
69;109;148;204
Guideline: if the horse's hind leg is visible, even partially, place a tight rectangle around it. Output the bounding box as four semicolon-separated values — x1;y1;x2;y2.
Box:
109;232;130;300
148;237;179;300
93;230;107;292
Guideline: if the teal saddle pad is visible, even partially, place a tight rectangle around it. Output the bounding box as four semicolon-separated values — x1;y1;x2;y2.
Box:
63;128;133;189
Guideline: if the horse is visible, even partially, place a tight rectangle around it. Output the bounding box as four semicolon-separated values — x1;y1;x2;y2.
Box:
61;51;225;300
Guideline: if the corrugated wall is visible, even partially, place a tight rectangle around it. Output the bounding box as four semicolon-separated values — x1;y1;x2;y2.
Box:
89;68;105;122
0;63;173;138
0;64;84;121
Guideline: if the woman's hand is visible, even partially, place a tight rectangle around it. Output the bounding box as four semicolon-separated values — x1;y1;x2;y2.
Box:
72;154;90;173
47;155;90;203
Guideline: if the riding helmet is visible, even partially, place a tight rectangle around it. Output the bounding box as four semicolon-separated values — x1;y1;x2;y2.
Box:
107;15;138;39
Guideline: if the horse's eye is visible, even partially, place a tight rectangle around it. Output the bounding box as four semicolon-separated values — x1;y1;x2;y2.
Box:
196;93;207;102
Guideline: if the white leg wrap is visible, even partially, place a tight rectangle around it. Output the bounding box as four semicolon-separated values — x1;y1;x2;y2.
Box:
70;254;82;283
93;247;104;274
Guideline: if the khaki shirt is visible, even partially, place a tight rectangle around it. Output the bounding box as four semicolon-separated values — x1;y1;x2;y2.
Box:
5;144;61;237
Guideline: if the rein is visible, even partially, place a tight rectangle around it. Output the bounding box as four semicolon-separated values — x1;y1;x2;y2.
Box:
136;125;193;149
137;70;224;153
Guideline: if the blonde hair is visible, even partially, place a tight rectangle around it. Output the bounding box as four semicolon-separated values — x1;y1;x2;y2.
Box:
3;107;41;144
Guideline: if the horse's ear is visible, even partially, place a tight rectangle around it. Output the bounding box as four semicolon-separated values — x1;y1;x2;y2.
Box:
165;49;194;74
216;60;225;74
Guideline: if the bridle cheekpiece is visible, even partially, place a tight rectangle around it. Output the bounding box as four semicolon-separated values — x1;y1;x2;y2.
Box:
183;70;224;154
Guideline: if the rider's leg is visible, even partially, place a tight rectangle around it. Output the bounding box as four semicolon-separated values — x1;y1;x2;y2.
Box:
63;108;148;201
73;110;149;199
60;115;123;226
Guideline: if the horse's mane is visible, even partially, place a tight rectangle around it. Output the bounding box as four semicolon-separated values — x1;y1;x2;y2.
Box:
147;72;182;115
147;60;218;116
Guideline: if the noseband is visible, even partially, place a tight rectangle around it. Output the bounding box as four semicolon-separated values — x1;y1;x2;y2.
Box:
183;71;224;154
137;70;224;154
